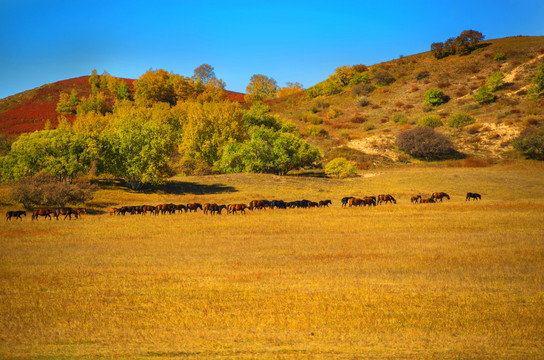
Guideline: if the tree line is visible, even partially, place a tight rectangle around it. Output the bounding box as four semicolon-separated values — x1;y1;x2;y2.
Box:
0;66;320;190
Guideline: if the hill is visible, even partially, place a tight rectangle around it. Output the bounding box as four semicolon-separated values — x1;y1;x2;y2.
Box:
0;76;246;135
266;36;544;165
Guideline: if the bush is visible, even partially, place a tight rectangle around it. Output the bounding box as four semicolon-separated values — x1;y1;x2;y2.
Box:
324;158;358;178
351;83;375;96
512;126;544;160
473;85;495;104
327;107;343;119
448;113;476;128
396;127;455;160
373;71;395;86
494;52;506;61
417;115;443;127
424;88;448;106
305;126;328;137
11;173;96;210
392;113;408;125
354;96;370;107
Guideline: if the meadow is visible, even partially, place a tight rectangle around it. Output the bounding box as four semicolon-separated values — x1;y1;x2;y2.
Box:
1;162;544;359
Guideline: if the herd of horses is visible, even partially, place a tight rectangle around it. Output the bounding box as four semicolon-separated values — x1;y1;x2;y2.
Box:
5;192;482;221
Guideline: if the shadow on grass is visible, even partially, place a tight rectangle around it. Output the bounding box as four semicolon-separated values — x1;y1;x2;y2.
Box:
93;179;237;195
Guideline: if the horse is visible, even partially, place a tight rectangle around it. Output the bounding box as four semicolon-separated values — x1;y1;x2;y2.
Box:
75;208;86;217
32;209;55;221
175;204;187;213
141;205;156;215
249;200;270;210
411;195;422;204
228;204;248;214
270;200;287;209
109;207;118;216
6;211;26;221
348;198;363;207
466;192;482;201
54;207;79;220
211;204;227;215
377;194;396;205
186;203;203;213
431;192;450;202
156;204;175;215
362;197;376;206
421;197;435;203
319;200;332;207
203;203;214;215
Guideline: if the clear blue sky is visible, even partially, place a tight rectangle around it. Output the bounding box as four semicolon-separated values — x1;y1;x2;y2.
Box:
0;0;542;99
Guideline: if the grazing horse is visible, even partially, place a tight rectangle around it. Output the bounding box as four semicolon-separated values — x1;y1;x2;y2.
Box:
175;204;187;213
75;208;86;216
109;207;118;216
270;200;287;209
228;204;248;214
249;200;270;210
411;195;422;204
319;200;332;207
377;194;396;205
362;197;376;206
431;192;450;202
341;197;355;207
211;204;227;215
348;198;363;207
141;205;156;215
6;211;26;221
186;203;203;213
55;207;79;220
466;192;482;201
32;209;55;221
421;197;435;203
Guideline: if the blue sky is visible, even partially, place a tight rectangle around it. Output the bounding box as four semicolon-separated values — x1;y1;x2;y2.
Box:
0;0;543;99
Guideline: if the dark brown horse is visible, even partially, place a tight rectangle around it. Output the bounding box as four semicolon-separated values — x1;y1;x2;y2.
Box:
411;195;422;204
421;197;435;203
6;211;26;221
377;194;396;205
228;204;248;214
186;203;203;213
319;200;332;207
249;200;270;210
348;198;364;207
362;196;376;206
466;192;481;201
432;192;450;202
55;207;79;220
32;209;55;221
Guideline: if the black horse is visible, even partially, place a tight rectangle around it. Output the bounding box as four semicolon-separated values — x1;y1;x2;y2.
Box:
341;197;355;208
6;211;26;221
466;192;482;201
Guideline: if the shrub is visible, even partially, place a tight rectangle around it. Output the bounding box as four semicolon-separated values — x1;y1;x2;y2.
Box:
354;96;370;107
327;107;343;119
396;127;455;160
351;83;375;96
305;125;328;137
350;116;367;124
473;85;495;104
494;52;506;61
373;71;395;86
324;158;358;178
11;173;96;210
415;70;429;80
392;113;408;125
512;126;544;160
364;123;375;131
424;88;448;106
448;113;476;128
417;115;443;127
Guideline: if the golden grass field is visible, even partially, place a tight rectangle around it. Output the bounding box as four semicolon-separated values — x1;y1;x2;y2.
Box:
1;161;544;359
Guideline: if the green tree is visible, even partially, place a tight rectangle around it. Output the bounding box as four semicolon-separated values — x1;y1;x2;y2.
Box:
512;126;544;160
424;88;448;106
77;92;110;115
527;64;544;100
102;104;178;190
245;74;278;102
89;69;100;87
324;158;358;178
176;101;246;166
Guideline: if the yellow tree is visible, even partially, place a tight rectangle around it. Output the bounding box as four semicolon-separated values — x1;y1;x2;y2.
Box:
245;74;278;102
276;82;304;98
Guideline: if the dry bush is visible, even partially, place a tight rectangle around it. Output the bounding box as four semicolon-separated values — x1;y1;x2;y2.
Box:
437;81;450;88
396;126;455;160
350;116;367;124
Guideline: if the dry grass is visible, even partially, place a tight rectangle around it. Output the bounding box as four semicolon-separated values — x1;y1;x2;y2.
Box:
1;163;544;359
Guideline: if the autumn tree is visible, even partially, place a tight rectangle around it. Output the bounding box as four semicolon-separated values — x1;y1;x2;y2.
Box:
134;69;176;106
245;74;278;102
193;64;216;85
276;82;304;98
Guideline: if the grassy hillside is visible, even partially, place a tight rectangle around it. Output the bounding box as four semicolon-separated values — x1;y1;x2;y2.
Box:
267;36;544;165
1;163;543;359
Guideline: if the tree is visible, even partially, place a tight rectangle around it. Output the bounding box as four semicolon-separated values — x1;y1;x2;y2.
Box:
56;89;80;114
170;74;196;103
424;88;448;106
77;92;110;115
276;82;304;98
134;69;176;106
512;126;544;160
193;64;216;85
455;30;485;55
101;104;178;190
89;69;100;87
245;74;278;102
324;158;358;178
396;127;454;160
176;101;246;167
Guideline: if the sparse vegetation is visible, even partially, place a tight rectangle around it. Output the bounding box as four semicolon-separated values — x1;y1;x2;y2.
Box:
448;113;476;128
417;114;443;127
396;126;454;159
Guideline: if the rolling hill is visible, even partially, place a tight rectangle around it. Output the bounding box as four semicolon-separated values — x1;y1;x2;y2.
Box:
1;35;543;164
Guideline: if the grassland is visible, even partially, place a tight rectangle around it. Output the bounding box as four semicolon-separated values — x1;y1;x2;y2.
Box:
1;162;544;359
